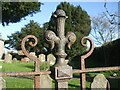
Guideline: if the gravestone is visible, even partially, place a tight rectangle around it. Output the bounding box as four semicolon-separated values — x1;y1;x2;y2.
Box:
18;50;24;55
91;74;110;90
65;59;69;64
12;58;18;63
4;53;12;63
47;54;56;65
40;75;52;88
0;34;4;59
29;52;37;62
21;57;30;63
38;54;45;63
0;77;6;89
0;55;6;89
29;52;37;58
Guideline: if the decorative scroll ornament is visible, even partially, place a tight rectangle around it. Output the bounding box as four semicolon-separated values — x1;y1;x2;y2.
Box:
53;9;68;18
66;32;76;49
81;36;94;59
45;9;76;66
80;36;94;89
45;30;59;50
21;35;38;61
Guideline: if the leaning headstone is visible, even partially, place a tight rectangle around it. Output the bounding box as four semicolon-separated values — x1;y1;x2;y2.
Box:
29;52;37;58
12;58;18;63
0;34;4;59
65;59;69;64
18;50;24;55
0;42;6;89
21;57;30;63
38;54;45;63
40;75;52;89
30;52;38;62
91;74;110;90
47;54;56;65
0;77;6;89
4;53;12;63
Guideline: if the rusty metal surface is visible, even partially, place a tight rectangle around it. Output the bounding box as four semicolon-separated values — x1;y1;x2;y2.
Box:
0;71;51;77
55;65;72;80
34;75;40;89
21;35;40;89
34;60;40;89
45;9;76;89
1;66;119;83
45;9;76;67
81;36;94;59
73;66;120;73
80;36;94;89
1;9;120;90
21;35;38;62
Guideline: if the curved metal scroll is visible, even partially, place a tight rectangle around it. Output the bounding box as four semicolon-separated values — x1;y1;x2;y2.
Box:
80;36;94;89
45;30;59;50
81;36;94;59
66;32;76;49
21;35;38;61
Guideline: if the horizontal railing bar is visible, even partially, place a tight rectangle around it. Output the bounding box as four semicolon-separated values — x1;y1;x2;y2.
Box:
0;71;51;77
73;66;120;73
0;66;120;77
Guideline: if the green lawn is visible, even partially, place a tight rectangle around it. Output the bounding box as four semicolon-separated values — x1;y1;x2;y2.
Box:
2;62;34;72
4;77;33;88
1;61;120;89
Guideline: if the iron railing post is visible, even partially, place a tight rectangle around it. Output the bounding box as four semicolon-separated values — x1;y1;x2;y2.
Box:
45;9;76;89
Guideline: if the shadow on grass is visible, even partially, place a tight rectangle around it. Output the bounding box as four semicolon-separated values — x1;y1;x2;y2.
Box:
23;65;34;69
108;78;120;89
21;64;34;71
11;76;34;80
68;84;80;88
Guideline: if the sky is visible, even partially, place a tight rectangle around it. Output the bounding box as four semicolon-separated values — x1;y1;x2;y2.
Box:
0;1;118;44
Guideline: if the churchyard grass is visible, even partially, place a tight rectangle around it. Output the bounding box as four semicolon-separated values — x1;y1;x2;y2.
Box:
2;62;34;72
1;62;120;89
68;80;91;88
4;77;33;88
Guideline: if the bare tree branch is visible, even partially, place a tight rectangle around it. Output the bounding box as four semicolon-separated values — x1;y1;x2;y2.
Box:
104;0;120;25
91;14;117;46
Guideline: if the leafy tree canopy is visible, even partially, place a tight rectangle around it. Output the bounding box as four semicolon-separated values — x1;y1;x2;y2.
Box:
48;2;91;59
48;2;91;35
5;2;91;60
5;20;47;55
2;2;42;26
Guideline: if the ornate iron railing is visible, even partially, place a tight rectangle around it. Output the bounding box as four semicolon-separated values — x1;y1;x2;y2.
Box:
0;9;120;90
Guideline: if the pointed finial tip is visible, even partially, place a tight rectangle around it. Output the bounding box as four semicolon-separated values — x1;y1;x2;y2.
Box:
54;9;68;18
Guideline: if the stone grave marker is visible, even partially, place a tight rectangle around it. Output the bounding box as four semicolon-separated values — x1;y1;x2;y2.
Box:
29;52;37;62
38;54;45;63
21;57;30;63
65;59;69;64
40;75;52;89
4;53;12;63
91;74;110;90
29;52;37;58
0;77;6;89
12;58;18;63
18;50;24;55
0;34;4;59
47;54;56;65
0;56;5;89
